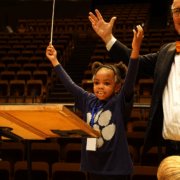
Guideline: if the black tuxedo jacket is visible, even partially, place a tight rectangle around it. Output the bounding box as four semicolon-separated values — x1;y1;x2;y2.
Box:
109;40;176;153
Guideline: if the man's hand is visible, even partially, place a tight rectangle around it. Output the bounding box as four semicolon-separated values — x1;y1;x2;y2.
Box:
131;25;144;59
89;9;116;44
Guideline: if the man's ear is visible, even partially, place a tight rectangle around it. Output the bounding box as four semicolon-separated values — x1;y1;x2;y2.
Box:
115;83;121;93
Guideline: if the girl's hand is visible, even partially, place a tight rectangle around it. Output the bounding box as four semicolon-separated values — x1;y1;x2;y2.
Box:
46;42;59;67
89;9;116;44
131;25;144;59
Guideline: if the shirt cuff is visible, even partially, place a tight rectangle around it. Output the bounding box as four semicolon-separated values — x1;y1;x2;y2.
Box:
106;37;117;51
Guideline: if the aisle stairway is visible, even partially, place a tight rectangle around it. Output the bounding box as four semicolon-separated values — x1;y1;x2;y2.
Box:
46;44;96;104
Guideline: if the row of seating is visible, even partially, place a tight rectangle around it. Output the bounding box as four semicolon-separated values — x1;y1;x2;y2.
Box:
0;58;52;67
0;80;46;103
0;139;162;165
17;3;150;33
6;27;177;40
0;139;162;180
95;3;151;9
0;161;87;180
0;161;159;180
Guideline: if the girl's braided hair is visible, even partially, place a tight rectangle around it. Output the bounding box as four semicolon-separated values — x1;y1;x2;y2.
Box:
92;61;128;84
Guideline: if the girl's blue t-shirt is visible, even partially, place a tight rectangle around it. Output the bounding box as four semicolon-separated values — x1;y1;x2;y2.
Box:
53;58;139;175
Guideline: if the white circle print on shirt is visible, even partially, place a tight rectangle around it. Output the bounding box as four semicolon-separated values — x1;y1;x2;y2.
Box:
86;110;116;148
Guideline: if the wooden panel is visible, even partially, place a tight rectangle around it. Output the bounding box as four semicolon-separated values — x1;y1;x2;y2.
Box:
0;104;100;140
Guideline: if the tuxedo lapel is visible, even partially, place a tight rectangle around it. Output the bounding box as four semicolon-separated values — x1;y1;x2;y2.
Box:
159;43;176;94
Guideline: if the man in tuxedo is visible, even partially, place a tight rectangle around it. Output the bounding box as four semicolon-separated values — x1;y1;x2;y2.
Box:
88;0;180;156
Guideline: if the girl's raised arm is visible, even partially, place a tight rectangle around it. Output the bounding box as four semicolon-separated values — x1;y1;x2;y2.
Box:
122;25;144;100
46;43;90;112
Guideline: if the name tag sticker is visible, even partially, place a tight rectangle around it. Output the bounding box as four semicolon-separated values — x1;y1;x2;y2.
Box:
86;138;96;151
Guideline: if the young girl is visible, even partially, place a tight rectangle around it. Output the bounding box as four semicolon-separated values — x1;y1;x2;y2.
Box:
46;25;143;180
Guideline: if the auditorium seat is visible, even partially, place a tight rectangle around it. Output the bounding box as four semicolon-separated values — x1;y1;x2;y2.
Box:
66;22;76;31
35;50;46;58
56;22;66;31
65;143;82;163
21;50;34;58
25;80;43;103
77;33;88;42
53;44;64;57
8;40;19;47
38;63;52;77
125;20;135;29
139;79;154;103
84;70;93;80
11;36;22;41
149;38;162;44
140;146;166;166
151;33;162;39
163;32;176;38
1;71;15;82
0;45;11;52
8;50;21;59
95;44;107;51
35;35;46;41
0;40;7;46
115;21;124;30
148;42;161;52
56;40;69;54
0;51;7;59
20;40;31;46
140;48;149;55
131;166;158;180
0;80;8;103
31;142;60;177
0;63;6;73
18;19;27;33
33;71;48;86
52;163;88;180
0;161;11;180
23;35;34;42
14;161;49;180
91;33;101;43
91;55;104;63
30;57;43;65
76;22;86;31
8;80;26;103
17;71;32;82
44;56;52;64
93;49;107;59
26;44;38;51
39;44;48;51
23;63;37;74
126;132;146;163
161;37;175;45
7;64;21;73
132;121;147;132
16;57;30;66
128;145;135;163
37;23;47;32
85;22;93;31
142;109;150;121
12;44;25;51
32;40;43;47
81;79;93;93
0;142;25;177
0;36;10;41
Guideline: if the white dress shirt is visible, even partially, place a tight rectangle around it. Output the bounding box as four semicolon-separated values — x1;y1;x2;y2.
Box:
162;54;180;141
